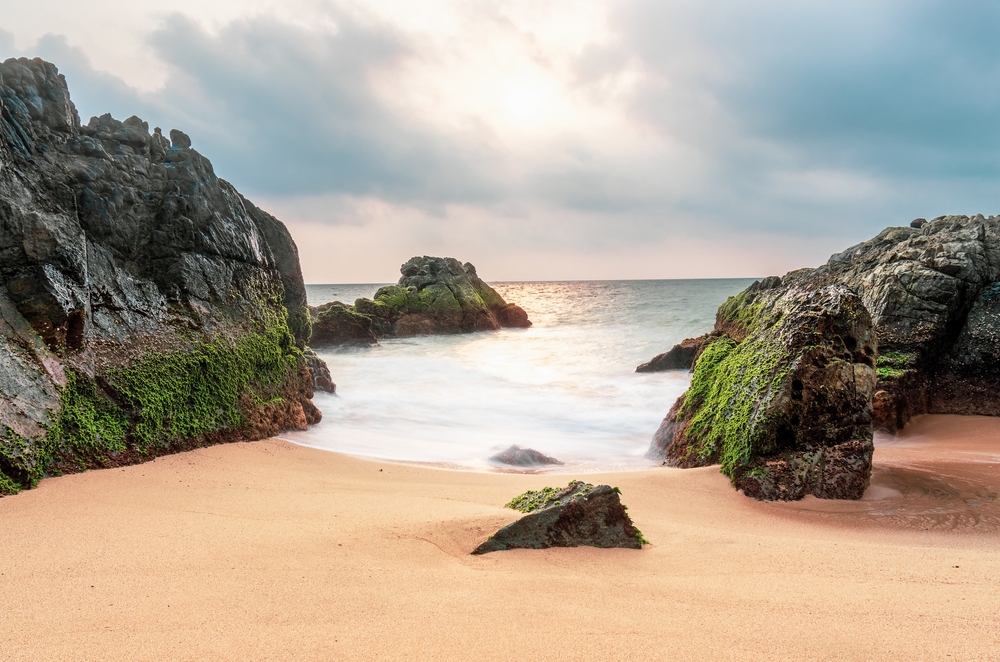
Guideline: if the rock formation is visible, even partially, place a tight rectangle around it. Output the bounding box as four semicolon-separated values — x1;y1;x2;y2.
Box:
648;283;878;500
646;214;1000;500
636;335;707;372
488;445;563;467
309;256;531;345
472;481;646;554
806;215;1000;432
0;57;328;494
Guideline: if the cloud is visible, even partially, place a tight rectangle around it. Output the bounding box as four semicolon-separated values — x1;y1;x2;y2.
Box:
6;1;1000;280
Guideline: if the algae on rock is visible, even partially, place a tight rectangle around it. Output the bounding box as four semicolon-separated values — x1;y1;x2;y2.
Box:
648;281;878;501
474;481;645;553
309;256;531;345
0;57;326;494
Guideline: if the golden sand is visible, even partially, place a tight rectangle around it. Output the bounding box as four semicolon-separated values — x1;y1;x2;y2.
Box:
1;415;998;660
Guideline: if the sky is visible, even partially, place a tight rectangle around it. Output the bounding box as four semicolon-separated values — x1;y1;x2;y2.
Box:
3;0;999;283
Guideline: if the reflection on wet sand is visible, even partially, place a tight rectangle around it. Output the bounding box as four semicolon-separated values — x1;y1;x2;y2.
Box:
769;415;1000;532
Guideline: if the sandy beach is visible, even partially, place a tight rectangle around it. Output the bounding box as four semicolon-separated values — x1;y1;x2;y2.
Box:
2;415;999;661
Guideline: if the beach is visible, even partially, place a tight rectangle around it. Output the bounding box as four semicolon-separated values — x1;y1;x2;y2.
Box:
2;415;999;661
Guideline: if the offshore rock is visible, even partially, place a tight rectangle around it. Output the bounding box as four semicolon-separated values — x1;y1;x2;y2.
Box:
0;57;328;494
472;481;645;554
636;335;707;372
309;256;531;344
648;283;877;501
489;445;563;467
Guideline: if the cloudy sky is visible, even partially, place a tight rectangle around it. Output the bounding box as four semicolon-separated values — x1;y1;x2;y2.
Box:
3;1;999;282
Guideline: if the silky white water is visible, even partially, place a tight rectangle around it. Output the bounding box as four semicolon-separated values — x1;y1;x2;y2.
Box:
281;279;754;472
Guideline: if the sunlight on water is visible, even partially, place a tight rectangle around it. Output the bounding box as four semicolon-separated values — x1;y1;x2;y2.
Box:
281;279;754;472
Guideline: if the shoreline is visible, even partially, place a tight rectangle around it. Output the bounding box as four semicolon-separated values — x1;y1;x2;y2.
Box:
2;415;998;660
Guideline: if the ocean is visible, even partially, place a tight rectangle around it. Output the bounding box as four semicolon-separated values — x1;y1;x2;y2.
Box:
282;279;755;471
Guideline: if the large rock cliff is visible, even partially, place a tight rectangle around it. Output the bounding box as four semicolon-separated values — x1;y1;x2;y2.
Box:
646;214;1000;500
0;57;327;494
309;256;531;345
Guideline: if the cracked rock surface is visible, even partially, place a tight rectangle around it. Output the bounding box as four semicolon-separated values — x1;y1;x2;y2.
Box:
0;57;328;493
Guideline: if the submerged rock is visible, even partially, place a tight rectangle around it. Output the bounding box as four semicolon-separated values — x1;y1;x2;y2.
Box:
472;481;646;554
489;445;563;467
636;335;707;372
309;256;531;345
649;283;877;501
0;57;328;495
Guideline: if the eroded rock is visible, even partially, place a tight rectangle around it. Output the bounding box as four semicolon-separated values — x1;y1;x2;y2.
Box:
472;481;646;554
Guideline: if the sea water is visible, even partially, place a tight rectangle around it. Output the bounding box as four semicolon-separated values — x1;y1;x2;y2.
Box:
281;279;754;472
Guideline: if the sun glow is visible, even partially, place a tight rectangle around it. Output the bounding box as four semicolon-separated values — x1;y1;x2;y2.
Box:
505;85;541;119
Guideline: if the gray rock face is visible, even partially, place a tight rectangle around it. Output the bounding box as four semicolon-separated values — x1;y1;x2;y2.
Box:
473;481;645;554
0;57;327;494
802;214;1000;430
309;256;531;344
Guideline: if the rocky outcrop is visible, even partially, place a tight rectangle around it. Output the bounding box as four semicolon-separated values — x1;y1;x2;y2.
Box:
803;215;1000;432
488;445;563;467
647;214;1000;500
636;335;707;372
0;57;328;494
472;481;646;554
309;256;531;345
648;282;877;500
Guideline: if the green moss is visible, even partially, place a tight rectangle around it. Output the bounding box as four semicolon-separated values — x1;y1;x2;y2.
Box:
317;302;372;325
286;306;312;348
354;297;391;318
634;527;651;546
48;371;128;461
680;329;792;477
717;291;767;335
373;285;412;310
0;313;302;495
506;485;561;512
875;350;915;381
106;324;298;450
0;471;18;495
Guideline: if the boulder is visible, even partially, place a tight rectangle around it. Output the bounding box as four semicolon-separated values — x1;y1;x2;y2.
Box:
636;335;707;372
805;214;1000;432
0;57;328;495
648;214;1000;500
489;445;563;467
648;283;878;501
472;481;646;554
309;256;531;344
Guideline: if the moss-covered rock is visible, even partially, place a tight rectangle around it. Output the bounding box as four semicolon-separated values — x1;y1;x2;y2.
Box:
309;256;532;345
0;58;325;495
473;481;645;553
648;282;878;501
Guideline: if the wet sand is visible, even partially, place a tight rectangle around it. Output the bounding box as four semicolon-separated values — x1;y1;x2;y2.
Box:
1;415;999;661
